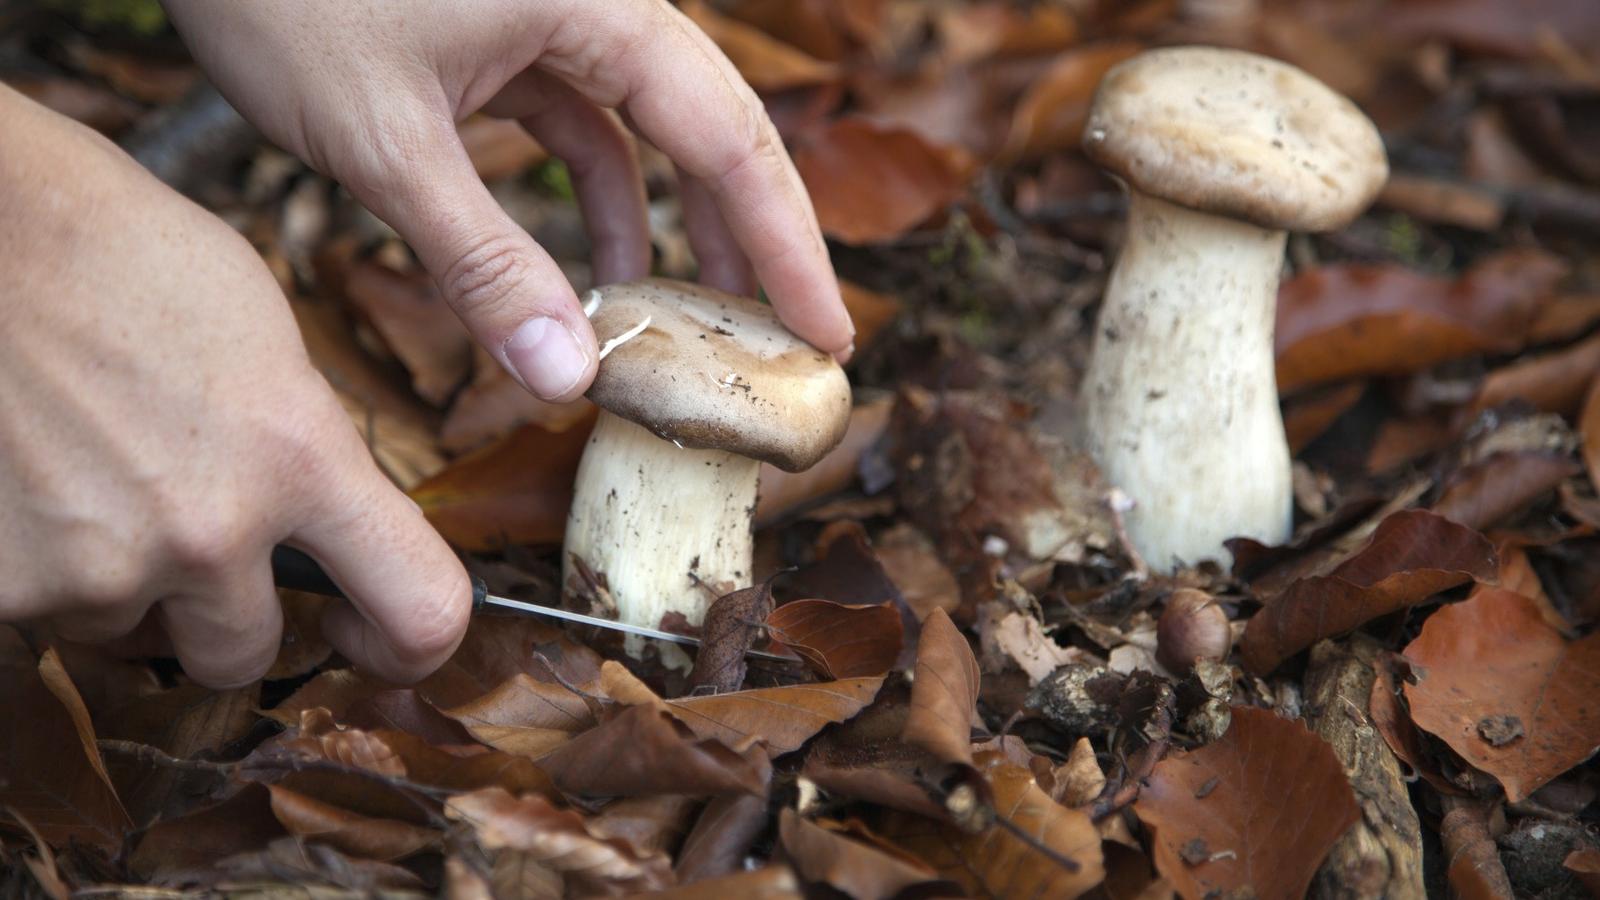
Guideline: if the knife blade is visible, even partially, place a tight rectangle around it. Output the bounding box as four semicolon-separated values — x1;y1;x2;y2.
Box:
270;545;794;663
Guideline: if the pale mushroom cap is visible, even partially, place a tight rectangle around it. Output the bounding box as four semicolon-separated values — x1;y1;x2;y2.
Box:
585;278;852;472
1082;46;1388;232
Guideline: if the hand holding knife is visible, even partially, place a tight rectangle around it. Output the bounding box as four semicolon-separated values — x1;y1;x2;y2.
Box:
270;546;792;663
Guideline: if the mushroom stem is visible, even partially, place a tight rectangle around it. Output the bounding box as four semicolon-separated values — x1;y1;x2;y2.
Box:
564;410;759;642
1081;191;1291;569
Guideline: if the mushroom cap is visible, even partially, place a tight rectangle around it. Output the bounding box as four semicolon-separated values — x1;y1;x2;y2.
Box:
1082;46;1387;232
584;278;852;472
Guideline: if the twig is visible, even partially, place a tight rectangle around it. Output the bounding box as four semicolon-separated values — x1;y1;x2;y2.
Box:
97;739;234;775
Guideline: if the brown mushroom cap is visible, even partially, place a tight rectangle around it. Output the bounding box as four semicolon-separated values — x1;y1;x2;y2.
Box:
584;278;852;472
1082;46;1388;232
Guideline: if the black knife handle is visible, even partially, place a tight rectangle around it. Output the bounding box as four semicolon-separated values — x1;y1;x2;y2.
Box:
271;545;489;610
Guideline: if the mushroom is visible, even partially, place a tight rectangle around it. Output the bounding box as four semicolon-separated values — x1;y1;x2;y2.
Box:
564;278;852;649
1078;46;1386;569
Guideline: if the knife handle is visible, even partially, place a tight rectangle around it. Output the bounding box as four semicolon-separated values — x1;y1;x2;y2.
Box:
271;545;489;610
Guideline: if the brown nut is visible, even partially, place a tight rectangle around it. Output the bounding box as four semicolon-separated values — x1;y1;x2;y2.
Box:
1156;589;1232;674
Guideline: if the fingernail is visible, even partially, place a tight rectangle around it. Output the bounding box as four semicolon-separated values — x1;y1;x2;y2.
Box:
504;317;589;399
834;342;856;365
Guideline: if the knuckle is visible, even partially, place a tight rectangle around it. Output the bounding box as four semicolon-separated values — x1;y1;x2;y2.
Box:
441;236;533;316
706;105;775;185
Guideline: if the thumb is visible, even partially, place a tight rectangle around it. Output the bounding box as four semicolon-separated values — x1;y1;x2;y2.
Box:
351;127;598;402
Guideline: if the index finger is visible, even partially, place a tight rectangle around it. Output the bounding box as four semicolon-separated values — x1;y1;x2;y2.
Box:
536;0;855;357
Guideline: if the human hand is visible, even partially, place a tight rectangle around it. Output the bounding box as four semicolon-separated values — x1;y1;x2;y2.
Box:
0;88;470;687
162;0;856;402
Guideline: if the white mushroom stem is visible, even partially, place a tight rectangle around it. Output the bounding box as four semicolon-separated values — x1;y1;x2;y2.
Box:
564;410;759;645
1081;191;1291;570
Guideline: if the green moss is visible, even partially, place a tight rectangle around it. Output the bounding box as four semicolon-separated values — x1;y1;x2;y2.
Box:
535;158;574;202
48;0;168;35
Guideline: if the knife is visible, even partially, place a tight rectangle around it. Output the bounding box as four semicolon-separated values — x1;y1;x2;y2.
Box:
270;545;793;663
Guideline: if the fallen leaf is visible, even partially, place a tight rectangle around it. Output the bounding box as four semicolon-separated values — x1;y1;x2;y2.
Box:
128;785;288;882
1133;706;1359;900
342;689;480;747
999;42;1144;164
987;610;1082;684
669;677;885;756
792;117;975;245
873;524;963;622
1403;587;1600;801
458;115;547;181
97;682;257;825
1470;331;1600;419
766;599;904;679
447;787;674;895
902;609;981;768
884;750;1106;899
441;349;595;454
267;615;602;725
779;810;953;899
688;578;778;694
682;0;840;92
649;864;803;899
1275;250;1568;394
0;634;132;851
343;259;473;406
591;795;698;858
1381;0;1600;58
266;783;439;861
412;413;596;551
270;590;334;679
1429;451;1581;532
676;794;768;883
1240;510;1498;674
1565;848;1600;896
442;675;597;757
1368;654;1460;795
536;705;770;798
1585;375;1600;490
934;3;1080;63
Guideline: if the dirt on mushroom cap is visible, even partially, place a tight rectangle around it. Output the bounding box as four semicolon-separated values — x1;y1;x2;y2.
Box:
583;278;853;472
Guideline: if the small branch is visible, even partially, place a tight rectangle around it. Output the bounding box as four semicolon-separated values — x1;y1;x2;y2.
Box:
97;740;233;775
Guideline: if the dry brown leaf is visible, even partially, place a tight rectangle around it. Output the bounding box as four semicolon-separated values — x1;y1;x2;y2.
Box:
1133;707;1359;900
1380;0;1600;58
681;0;840;92
987;610;1082;685
266;783;439;861
98;682;257;825
1000;42;1144;164
688;578;778;695
935;3;1080;63
648;864;803;899
342;259;473;406
1275;250;1568;394
0;635;132;851
442;674;597;757
779;810;953;899
676;794;768;884
1565;848;1600;896
128;784;288;882
536;705;771;798
1471;331;1600;419
1240;510;1497;674
902;609;981;768
441;349;595;454
1430;451;1581;532
1404;586;1600;802
874;523;962;622
447;787;674;895
884;750;1106;899
668;677;885;757
458;115;547;181
766;599;904;679
412;412;596;551
1583;376;1600;490
792;117;975;245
